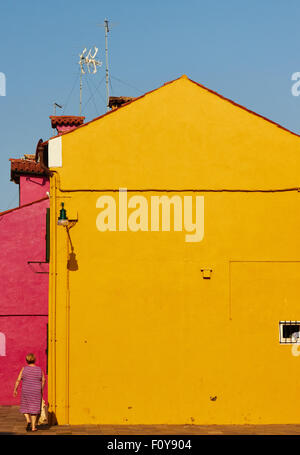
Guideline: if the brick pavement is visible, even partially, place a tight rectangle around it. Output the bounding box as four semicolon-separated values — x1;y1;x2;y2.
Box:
1;406;300;435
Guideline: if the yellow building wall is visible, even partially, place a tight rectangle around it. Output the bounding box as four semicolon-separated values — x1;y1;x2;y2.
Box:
48;76;300;425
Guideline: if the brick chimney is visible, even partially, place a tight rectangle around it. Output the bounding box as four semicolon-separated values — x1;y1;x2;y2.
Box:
108;96;135;110
50;116;85;135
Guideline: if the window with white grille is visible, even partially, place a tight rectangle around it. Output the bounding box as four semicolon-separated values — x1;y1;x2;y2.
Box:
279;321;300;344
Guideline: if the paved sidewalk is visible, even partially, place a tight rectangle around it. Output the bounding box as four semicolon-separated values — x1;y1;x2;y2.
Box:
1;406;300;435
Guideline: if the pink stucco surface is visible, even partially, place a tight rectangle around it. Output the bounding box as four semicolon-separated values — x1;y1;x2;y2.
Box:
0;184;49;406
19;175;49;206
0;316;48;405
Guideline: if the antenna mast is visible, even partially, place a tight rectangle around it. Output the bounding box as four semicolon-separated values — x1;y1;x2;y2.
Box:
104;18;110;111
80;71;83;116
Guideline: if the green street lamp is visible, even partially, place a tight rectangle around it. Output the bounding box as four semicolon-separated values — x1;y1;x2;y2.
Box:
57;202;68;226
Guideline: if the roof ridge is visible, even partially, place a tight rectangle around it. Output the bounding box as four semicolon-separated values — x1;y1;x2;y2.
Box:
45;74;299;140
187;78;300;138
46;76;183;141
0;196;48;217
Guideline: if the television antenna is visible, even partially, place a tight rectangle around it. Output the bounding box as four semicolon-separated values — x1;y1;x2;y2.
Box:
53;102;63;115
97;19;117;111
78;46;102;115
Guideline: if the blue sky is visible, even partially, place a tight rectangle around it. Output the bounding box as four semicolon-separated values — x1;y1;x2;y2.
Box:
1;0;300;210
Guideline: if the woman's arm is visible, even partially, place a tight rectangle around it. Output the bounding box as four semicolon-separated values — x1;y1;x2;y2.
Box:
13;368;24;397
41;371;45;395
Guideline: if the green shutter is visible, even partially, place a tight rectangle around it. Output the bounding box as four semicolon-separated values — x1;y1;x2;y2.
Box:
46;208;50;263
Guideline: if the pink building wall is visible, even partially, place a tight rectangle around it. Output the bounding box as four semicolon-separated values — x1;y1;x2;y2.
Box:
0;176;49;405
19;175;49;206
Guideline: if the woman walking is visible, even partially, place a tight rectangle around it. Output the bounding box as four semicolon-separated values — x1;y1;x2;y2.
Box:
13;353;45;432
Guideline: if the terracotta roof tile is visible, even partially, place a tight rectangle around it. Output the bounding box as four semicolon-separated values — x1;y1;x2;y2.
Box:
10;158;47;184
108;96;136;109
49;116;85;136
50;115;85;128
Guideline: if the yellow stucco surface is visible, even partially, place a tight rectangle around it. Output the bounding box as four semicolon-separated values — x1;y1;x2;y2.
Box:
48;76;300;424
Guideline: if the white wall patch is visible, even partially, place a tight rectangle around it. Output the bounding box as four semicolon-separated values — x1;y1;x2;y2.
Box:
48;136;62;168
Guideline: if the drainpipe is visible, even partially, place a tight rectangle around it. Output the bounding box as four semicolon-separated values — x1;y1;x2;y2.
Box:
49;172;57;423
49;170;73;425
65;228;70;424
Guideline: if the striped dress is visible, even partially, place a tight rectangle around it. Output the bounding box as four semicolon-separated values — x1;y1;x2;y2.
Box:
20;365;42;414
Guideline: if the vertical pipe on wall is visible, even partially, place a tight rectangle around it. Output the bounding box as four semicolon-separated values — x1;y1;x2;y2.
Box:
65;228;70;424
48;174;53;418
49;172;57;423
49;170;72;425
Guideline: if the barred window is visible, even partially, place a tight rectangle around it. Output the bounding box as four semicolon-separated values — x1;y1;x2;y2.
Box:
279;321;300;344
